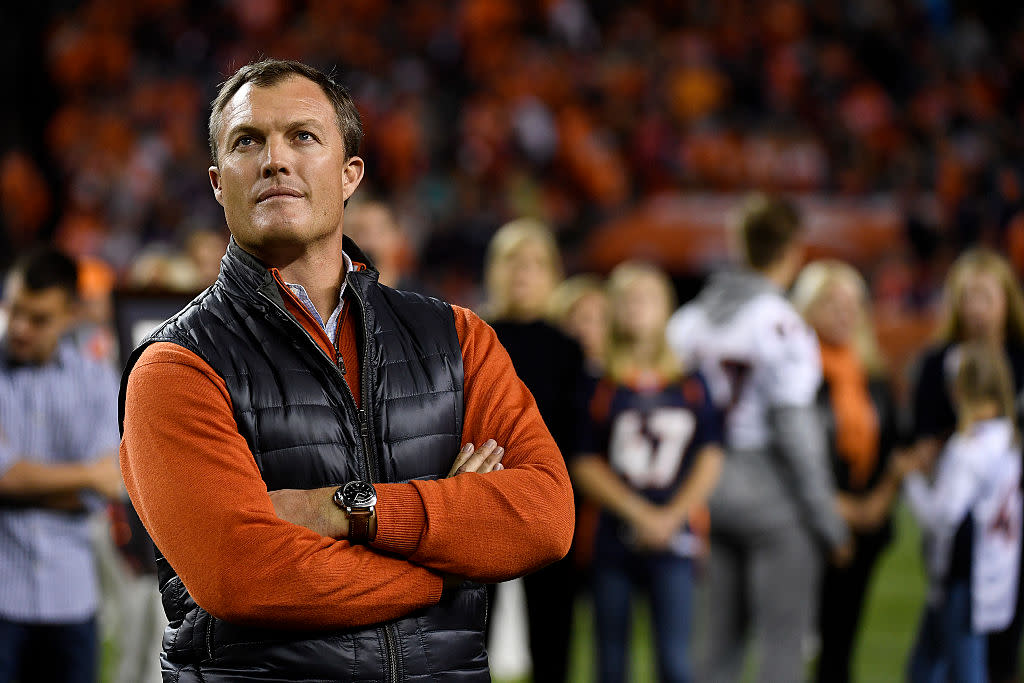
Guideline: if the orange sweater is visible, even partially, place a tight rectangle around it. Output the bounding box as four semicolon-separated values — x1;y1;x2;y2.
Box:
120;278;574;629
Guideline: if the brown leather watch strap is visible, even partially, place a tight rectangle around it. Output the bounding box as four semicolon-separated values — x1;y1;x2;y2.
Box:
348;508;374;544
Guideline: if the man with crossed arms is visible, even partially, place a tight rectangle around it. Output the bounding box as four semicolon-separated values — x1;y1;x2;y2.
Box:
120;59;574;682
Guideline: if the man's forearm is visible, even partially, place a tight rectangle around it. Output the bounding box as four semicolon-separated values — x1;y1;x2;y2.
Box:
772;404;849;550
371;461;575;582
0;460;96;499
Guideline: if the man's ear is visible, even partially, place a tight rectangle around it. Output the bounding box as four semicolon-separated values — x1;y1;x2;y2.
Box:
341;156;365;203
209;166;224;207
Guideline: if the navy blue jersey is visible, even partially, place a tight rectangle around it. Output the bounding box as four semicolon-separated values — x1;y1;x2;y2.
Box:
579;371;724;506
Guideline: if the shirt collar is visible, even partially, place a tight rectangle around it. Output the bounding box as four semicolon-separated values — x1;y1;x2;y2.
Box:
280;251;354;333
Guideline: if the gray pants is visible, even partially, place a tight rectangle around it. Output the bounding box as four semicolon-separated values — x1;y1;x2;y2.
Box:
91;515;165;683
701;524;821;683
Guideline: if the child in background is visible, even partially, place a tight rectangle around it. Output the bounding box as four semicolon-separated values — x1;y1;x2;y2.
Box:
572;262;724;683
906;342;1023;683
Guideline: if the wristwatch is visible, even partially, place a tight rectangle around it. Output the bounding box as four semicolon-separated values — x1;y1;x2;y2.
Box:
333;480;377;543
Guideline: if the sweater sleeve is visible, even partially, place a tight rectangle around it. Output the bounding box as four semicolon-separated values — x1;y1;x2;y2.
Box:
371;306;575;582
120;342;443;629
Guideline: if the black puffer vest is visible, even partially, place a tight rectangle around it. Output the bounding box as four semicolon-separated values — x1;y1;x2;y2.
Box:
118;238;489;682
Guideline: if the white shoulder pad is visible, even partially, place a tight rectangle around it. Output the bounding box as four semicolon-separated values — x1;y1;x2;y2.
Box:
666;303;706;366
751;294;822;407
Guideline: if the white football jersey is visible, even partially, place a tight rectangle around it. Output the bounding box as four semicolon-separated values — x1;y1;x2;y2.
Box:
667;289;822;451
905;417;1022;632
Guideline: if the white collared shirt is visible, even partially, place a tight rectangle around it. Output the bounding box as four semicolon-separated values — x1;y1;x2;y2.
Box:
283;252;354;342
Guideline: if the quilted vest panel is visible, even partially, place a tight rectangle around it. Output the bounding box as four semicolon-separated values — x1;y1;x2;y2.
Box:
118;238;488;682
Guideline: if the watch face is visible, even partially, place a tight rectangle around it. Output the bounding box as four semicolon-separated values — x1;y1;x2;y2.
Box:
343;481;377;508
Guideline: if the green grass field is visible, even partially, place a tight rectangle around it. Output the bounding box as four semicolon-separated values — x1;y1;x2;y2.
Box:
499;504;928;683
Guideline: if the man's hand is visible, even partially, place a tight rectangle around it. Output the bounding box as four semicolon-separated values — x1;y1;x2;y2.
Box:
830;540;855;568
87;456;125;500
269;487;348;539
447;440;505;478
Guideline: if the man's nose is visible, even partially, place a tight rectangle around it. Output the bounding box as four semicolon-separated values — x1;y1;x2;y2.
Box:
261;137;292;178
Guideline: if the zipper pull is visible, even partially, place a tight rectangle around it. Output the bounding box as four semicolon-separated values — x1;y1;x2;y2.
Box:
336;353;346;375
358;409;369;434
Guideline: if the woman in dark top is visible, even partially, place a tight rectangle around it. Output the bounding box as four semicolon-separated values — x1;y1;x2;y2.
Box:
549;274;609;384
483;218;584;683
792;260;909;683
909;248;1024;683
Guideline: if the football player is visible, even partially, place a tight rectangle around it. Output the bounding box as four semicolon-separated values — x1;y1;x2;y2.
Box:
667;195;849;683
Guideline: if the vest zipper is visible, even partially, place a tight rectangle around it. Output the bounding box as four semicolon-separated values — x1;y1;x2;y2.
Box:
383;624;400;683
259;283;402;682
348;285;381;483
347;284;402;683
256;290;367;477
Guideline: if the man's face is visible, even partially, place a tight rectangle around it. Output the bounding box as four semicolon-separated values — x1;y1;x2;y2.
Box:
2;275;75;364
209;76;364;257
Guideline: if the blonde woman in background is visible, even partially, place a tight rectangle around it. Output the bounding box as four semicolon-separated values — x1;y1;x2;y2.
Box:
908;248;1024;683
573;262;724;683
549;274;609;380
791;260;910;683
548;275;610;579
483;218;584;683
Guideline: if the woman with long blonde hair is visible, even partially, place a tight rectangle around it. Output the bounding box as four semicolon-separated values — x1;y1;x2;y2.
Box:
908;248;1024;683
791;260;907;683
573;261;724;683
481;218;583;683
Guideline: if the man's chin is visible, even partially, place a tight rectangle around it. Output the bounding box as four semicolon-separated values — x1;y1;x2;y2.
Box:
5;343;40;364
234;224;336;262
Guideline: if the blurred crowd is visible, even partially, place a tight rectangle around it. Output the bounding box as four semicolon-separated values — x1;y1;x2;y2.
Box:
4;0;1024;304
5;0;1024;681
5;197;1024;681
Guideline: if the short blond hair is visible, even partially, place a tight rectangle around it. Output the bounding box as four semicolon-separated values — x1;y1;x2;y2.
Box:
483;218;563;319
791;259;887;375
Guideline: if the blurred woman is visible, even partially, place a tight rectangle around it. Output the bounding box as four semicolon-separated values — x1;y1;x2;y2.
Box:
548;275;610;576
906;343;1022;683
483;218;584;683
791;260;906;683
909;248;1024;683
573;262;724;683
549;274;609;379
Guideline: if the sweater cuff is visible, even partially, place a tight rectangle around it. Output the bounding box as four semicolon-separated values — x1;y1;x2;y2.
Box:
372;483;427;556
424;571;444;605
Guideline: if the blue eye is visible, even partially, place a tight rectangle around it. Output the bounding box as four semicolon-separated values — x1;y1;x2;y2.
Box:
236;136;254;148
296;131;314;141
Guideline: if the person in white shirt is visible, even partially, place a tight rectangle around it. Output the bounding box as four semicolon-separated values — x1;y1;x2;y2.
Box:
667;195;849;683
905;341;1022;683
